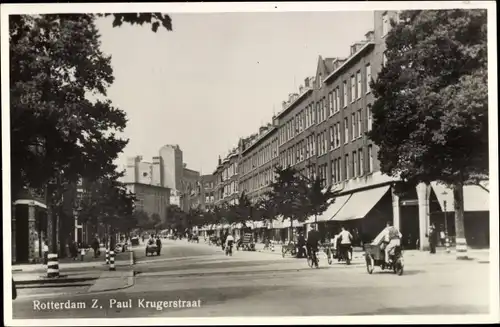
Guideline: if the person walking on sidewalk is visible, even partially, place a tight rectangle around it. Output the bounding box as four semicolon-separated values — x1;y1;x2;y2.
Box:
91;237;100;258
42;239;49;265
427;224;438;254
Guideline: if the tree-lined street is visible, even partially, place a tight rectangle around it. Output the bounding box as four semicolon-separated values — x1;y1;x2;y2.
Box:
13;240;489;318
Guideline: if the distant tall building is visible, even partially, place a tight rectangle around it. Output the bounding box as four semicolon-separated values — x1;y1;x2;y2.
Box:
159;144;184;191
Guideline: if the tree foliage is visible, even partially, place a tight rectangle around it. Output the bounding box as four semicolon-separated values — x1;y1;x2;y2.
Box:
98;13;172;33
165;204;185;231
227;192;254;227
77;175;136;235
304;176;337;223
368;9;488;187
268;166;310;227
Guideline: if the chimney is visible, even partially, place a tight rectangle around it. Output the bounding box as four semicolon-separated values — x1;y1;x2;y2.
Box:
288;93;294;102
365;30;375;42
272;115;278;126
299;85;304;94
304;77;310;88
282;101;288;110
218;156;222;165
259;126;267;135
350;44;357;55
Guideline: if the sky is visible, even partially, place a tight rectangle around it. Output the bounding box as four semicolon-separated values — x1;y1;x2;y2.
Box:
94;11;374;175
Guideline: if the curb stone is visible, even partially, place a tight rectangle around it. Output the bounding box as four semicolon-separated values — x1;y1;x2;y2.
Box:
87;270;135;294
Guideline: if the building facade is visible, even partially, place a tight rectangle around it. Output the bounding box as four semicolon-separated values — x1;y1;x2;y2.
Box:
200;174;216;210
213;148;240;206
206;10;490;249
124;183;171;219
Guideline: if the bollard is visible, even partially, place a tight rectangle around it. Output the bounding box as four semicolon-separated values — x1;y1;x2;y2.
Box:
105;249;110;264
47;253;59;278
80;247;85;261
445;237;450;253
456;237;468;259
109;250;116;271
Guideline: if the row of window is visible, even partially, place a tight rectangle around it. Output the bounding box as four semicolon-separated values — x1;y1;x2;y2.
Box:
279;64;372;148
241;167;276;193
222;181;239;198
204;195;215;203
221;162;238;182
241;138;279;175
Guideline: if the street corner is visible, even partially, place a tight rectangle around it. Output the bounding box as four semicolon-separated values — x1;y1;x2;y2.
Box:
87;270;135;294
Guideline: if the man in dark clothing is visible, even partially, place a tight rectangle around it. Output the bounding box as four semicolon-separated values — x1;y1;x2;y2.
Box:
155;236;162;255
296;232;306;258
428;224;438;254
91;237;100;258
307;225;321;267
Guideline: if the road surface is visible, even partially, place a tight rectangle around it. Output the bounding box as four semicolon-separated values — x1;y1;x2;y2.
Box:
12;239;490;318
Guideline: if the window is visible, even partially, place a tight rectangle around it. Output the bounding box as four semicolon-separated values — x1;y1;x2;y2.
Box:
316;102;320;123
329;92;334;116
335;87;340;112
365;64;372;93
351;113;356;140
367;105;373;131
353;151;357;177
382;12;390;37
319;73;323;87
356;71;362;99
357;109;362;137
323;130;328;154
344;117;349;143
368;145;373;172
329;127;334;150
358;149;364;176
323;98;328;120
312;105;316;124
345;154;350;180
343;81;348;107
331;160;336;184
350;75;356;103
336;122;341;148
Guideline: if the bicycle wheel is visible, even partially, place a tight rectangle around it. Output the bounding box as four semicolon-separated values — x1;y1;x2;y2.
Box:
307;256;314;268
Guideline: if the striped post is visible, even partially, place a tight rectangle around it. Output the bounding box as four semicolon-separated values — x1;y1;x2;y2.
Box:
105;249;110;264
445;237;451;253
109;250;116;271
456;238;468;260
47;253;59;278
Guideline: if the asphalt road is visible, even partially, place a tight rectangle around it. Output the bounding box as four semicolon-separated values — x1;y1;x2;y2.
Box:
12;239;491;318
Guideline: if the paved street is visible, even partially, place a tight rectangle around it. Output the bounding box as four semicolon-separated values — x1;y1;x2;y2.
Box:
12;239;491;318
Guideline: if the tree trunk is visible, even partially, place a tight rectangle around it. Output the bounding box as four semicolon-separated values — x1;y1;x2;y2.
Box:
453;181;468;260
290;218;294;242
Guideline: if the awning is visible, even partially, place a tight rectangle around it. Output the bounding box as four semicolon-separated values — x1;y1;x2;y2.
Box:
431;182;489;212
13;199;47;209
270;218;284;229
254;221;265;229
306;194;351;224
332;185;391;221
282;218;305;228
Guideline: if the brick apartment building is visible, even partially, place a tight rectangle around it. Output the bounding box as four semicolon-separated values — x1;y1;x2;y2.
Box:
204;10;490;249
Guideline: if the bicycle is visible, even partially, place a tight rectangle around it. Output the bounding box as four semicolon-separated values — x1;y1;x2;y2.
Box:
307;247;320;268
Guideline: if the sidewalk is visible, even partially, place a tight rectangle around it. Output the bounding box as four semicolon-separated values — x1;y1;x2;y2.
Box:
12;250;133;273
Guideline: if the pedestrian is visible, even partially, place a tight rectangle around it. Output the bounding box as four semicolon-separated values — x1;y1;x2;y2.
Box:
439;225;446;246
91;237;100;258
69;240;78;260
427;224;438;254
42;239;49;265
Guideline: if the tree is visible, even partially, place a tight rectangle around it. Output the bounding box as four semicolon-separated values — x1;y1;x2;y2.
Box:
268;166;310;235
227;192;254;229
164;205;182;232
10;13;173;256
368;10;488;259
304;176;338;224
77;174;136;250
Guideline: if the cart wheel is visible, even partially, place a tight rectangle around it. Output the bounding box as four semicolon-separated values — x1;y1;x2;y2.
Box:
366;255;374;274
307;256;313;268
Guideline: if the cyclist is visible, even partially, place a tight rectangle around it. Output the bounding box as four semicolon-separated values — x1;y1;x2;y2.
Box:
306;224;321;267
338;226;353;261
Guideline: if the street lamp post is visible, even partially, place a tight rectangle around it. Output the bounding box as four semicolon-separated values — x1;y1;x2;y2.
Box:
442;191;448;235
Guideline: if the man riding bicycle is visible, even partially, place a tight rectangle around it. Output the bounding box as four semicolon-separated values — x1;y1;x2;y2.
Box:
306;225;321;267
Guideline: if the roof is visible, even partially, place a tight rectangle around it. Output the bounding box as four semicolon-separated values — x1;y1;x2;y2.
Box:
241;126;278;155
